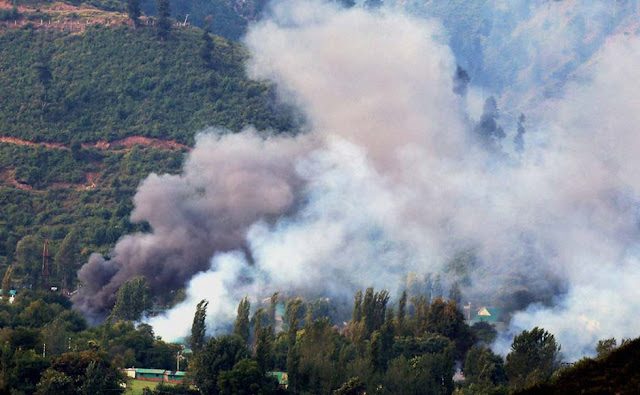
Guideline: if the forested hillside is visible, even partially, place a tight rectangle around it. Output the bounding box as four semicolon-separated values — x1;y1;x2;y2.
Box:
0;3;296;286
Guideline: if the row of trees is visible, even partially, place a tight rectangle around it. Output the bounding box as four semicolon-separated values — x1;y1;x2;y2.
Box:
1;276;635;394
185;289;562;394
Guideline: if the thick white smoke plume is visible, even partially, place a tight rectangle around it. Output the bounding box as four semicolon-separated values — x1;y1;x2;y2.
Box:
75;0;640;361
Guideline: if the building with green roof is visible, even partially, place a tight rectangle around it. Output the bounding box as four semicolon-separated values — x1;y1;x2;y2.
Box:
470;307;502;324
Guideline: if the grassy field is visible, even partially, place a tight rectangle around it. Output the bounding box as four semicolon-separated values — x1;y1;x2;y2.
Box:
124;379;164;394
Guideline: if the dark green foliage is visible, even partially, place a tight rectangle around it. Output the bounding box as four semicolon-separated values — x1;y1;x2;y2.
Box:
307;297;338;324
286;299;301;392
0;24;297;276
0;27;294;145
4;349;50;393
0;6;19;22
392;334;453;360
156;0;171;39
41;351;125;394
254;323;273;373
382;348;455;395
217;358;276;395
505;327;561;391
36;368;75;394
352;290;362;323
201;20;215;67
191;299;208;352
191;334;249;394
471;321;497;345
53;231;78;290
361;287;389;338
234;296;251;346
595;337;617;359
15;234;42;288
425;298;475;358
146;382;199;394
139;0;252;40
110;276;152;321
267;292;279;329
462;346;508;394
516;337;640;394
396;289;407;335
128;0;141;26
283;297;306;330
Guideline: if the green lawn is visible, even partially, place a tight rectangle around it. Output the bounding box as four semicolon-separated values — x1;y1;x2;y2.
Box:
124;379;164;394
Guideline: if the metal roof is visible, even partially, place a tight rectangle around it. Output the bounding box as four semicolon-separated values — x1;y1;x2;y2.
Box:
136;369;166;374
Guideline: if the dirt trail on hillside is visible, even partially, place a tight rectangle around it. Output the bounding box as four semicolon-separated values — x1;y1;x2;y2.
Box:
94;136;191;151
0;136;191;151
0;136;68;150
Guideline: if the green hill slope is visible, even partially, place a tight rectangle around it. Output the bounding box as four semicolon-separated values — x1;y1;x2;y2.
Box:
0;13;296;283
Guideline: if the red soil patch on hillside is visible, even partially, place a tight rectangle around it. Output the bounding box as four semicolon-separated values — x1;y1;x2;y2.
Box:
0;136;68;150
91;136;191;151
0;136;190;151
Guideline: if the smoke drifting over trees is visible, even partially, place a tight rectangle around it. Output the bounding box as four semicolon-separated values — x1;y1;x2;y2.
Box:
75;0;640;360
74;131;311;318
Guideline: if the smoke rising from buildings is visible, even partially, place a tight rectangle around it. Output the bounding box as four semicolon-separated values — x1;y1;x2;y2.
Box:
75;1;640;360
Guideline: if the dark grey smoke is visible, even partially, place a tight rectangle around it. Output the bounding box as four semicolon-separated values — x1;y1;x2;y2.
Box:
73;130;312;318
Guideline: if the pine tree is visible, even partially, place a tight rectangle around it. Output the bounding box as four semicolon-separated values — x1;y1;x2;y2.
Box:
191;299;208;352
